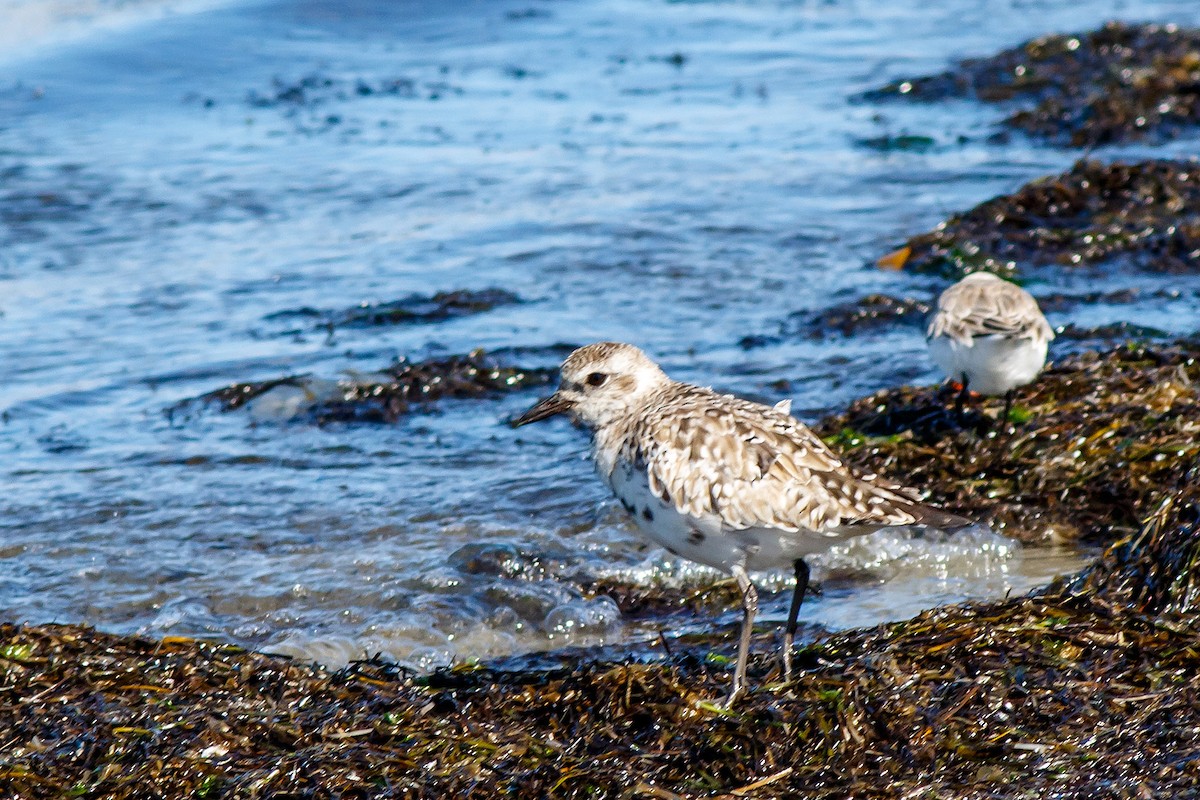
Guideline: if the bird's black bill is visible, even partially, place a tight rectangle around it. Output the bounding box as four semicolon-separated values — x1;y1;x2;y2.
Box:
511;392;575;427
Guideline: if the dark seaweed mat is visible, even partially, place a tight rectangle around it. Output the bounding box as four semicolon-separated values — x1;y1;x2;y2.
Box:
1055;321;1171;341
198;349;555;424
817;341;1199;546
799;293;930;338
736;292;930;347
866;21;1200;147
737;293;930;348
895;159;1200;278
2;487;1198;798
265;288;521;332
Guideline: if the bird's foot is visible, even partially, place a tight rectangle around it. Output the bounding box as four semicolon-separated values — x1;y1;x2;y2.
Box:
722;682;744;709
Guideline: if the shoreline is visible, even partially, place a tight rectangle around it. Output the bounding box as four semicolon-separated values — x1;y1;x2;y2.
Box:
3;339;1197;798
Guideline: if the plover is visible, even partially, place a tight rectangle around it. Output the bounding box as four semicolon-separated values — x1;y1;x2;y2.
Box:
926;272;1054;418
514;342;969;706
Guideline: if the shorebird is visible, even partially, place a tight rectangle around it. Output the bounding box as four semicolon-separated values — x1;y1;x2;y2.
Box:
513;342;969;706
926;272;1055;420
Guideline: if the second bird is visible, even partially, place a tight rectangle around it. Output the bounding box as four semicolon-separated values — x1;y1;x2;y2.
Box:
926;271;1055;416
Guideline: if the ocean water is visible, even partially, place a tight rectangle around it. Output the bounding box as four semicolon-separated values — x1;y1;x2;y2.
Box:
1;0;1197;669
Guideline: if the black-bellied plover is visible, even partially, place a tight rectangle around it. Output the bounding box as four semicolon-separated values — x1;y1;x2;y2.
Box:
514;342;969;706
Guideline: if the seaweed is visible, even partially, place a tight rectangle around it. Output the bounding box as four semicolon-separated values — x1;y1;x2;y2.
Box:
194;350;556;423
739;293;931;347
816;340;1199;546
891;159;1200;278
199;374;309;412
1055;321;1171;341
1072;482;1200;615
802;293;931;338
1034;287;1194;313
866;21;1200;147
265;288;521;332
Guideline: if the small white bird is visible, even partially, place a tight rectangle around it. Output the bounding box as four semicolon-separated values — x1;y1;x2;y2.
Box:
926;272;1054;417
514;342;969;706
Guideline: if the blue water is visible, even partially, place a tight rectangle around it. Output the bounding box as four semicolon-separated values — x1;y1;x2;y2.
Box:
1;0;1197;669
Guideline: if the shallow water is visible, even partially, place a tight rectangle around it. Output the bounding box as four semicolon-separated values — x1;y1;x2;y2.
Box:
1;0;1197;669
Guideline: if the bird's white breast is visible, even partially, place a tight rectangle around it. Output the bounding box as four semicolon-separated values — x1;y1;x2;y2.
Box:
603;458;838;574
928;333;1048;396
606;459;744;572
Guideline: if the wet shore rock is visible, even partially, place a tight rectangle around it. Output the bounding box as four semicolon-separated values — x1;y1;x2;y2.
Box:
866;21;1200;147
193;349;555;424
888;159;1200;279
4;339;1198;798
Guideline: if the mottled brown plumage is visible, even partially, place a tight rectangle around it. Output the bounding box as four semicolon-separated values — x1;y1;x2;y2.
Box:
514;342;972;706
926;271;1054;345
609;383;961;535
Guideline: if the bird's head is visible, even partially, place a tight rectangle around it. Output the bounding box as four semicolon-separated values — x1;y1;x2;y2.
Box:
512;342;669;430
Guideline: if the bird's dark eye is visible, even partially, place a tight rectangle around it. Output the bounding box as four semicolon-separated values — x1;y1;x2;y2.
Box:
586;372;608;387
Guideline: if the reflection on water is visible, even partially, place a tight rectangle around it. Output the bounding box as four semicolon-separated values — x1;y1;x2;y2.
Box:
0;0;1196;669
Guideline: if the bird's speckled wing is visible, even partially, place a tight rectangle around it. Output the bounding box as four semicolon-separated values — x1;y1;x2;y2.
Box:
926;277;1054;345
620;385;961;535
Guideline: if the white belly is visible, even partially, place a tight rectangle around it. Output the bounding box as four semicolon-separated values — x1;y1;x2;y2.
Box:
605;460;840;574
928;334;1047;396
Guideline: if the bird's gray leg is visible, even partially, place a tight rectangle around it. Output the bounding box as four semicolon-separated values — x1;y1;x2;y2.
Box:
782;559;810;682
725;563;757;708
1002;390;1014;425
